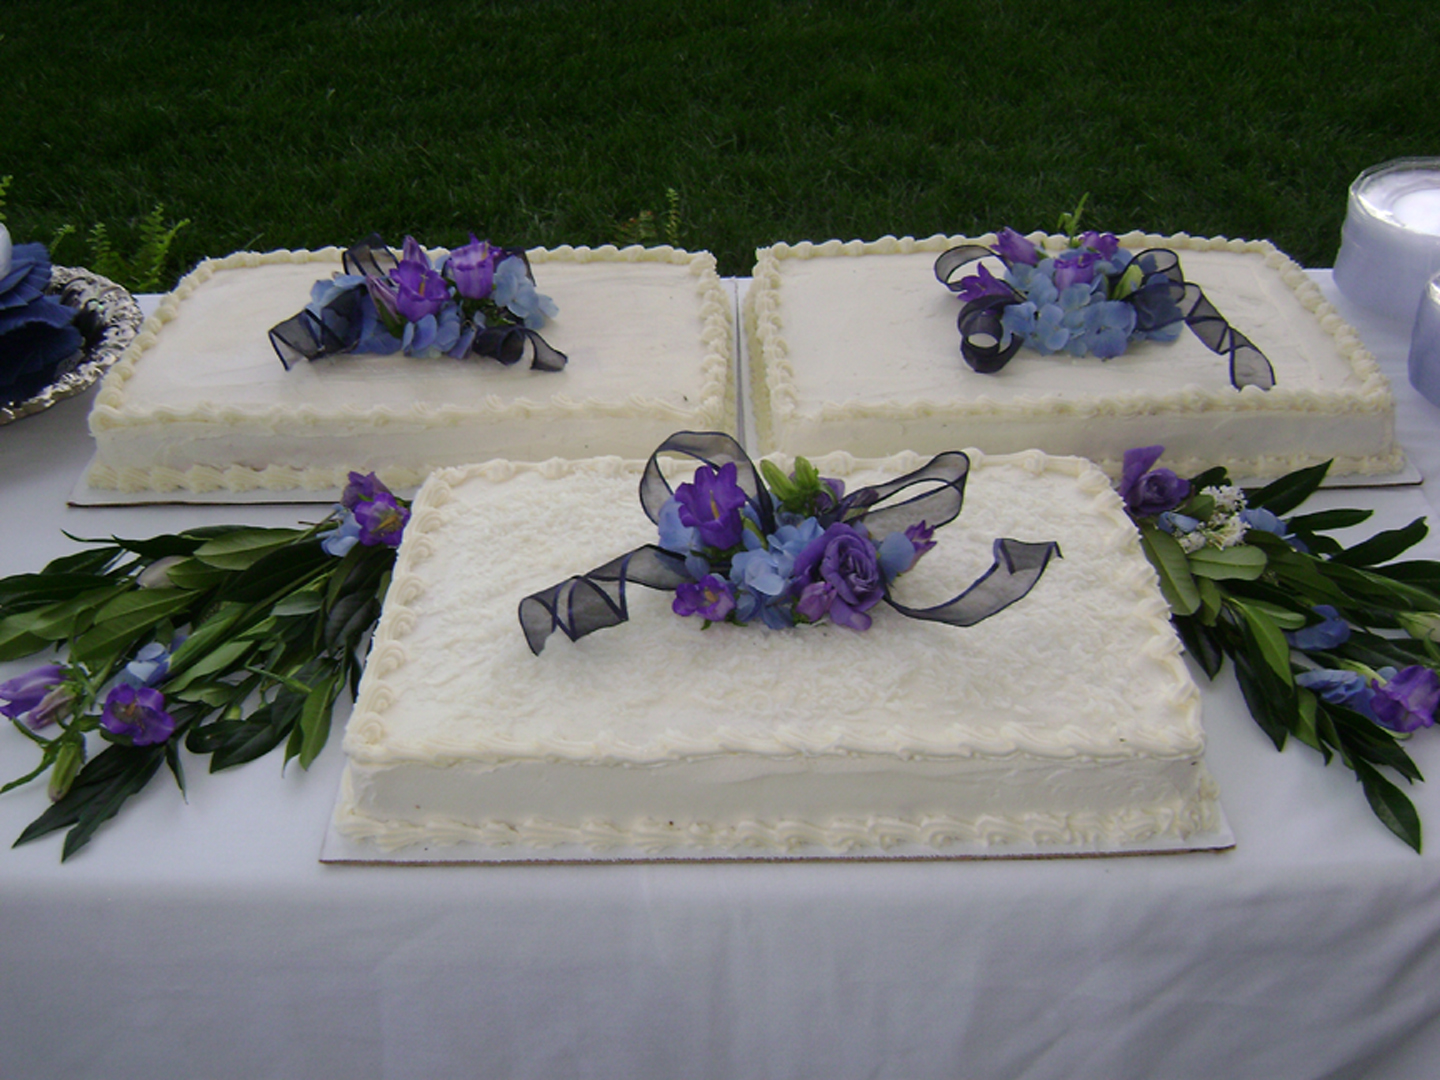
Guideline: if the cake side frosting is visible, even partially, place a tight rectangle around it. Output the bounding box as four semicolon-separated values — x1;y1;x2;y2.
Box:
87;245;735;492
746;233;1400;479
335;449;1218;855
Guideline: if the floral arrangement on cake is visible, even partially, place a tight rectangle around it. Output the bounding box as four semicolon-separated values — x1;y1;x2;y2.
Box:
269;233;566;372
0;220;84;406
519;432;1060;653
935;200;1275;390
1121;446;1440;851
0;473;408;859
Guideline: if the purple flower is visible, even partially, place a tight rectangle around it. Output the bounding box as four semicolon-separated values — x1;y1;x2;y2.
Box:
100;685;175;746
446;234;499;300
1287;605;1350;652
353;493;409;548
365;275;401;323
673;575;736;621
1119;446;1190;518
391;258;451;323
341;470;386;510
0;664;71;730
675;462;748;550
1370;666;1440;734
955;263;1012;303
992;227;1040;267
792;522;885;631
795;579;836;622
906;521;937;557
1077;231;1120;260
1052;250;1100;290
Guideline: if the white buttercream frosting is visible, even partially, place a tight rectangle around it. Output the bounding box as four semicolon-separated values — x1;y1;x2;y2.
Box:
87;245;734;492
746;233;1401;478
335;449;1218;855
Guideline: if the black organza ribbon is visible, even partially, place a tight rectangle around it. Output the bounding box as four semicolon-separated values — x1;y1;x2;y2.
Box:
518;431;1061;654
934;244;1276;390
268;235;567;372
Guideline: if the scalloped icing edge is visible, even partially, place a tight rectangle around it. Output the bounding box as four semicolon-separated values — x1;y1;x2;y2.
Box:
343;448;1203;768
86;245;734;492
746;232;1402;477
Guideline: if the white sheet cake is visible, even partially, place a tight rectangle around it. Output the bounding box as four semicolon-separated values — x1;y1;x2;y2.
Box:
746;233;1400;480
334;448;1219;857
86;245;734;493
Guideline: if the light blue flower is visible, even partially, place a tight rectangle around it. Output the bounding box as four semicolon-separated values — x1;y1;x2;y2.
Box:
657;498;698;554
1287;605;1350;652
322;506;363;556
730;547;791;598
877;532;917;582
493;256;559;329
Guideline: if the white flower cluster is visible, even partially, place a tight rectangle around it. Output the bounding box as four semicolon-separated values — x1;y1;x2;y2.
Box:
1165;485;1251;554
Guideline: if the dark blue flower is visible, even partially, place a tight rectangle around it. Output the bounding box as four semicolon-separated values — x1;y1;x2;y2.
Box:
1296;669;1375;716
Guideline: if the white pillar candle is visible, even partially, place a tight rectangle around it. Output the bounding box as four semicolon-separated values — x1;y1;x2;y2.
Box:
1335;158;1440;323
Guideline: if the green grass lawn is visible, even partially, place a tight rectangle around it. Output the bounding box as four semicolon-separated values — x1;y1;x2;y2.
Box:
6;0;1439;286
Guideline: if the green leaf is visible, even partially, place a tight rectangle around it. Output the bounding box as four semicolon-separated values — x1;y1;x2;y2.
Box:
0;619;53;662
1197;576;1223;626
1294;688;1323;752
41;546;124;576
6;584;131;641
14;742;168;860
273;590;324;617
1175;616;1226;679
1231;598;1294;686
1353;758;1422;853
0;571;122;610
1187;544;1268;581
72;589;196;667
1287;508;1373;533
193;528;306;571
1239;600;1307;630
296;671;341;770
1247;460;1331;516
164;639;255;693
1231;646;1293;751
220;540;331;604
1140;525;1200;616
163;558;232;592
1330;518;1429;568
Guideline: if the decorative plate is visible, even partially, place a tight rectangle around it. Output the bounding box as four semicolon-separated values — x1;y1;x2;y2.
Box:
0;266;143;426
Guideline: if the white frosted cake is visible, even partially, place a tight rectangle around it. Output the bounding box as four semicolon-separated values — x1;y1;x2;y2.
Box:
747;233;1400;479
87;245;734;493
334;448;1219;857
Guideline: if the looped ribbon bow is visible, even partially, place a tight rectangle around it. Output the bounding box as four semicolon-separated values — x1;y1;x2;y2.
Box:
518;431;1061;654
934;244;1276;391
268;235;567;373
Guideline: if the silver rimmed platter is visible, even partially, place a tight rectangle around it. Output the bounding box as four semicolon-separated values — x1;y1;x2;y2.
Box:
1;266;143;425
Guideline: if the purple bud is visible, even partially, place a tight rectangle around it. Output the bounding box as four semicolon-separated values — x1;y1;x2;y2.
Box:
992;227;1040;267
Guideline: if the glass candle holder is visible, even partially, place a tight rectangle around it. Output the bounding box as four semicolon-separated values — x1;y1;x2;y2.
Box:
1409;272;1440;407
1335;158;1440;323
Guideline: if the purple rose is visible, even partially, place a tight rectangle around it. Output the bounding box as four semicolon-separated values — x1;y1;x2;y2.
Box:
675;462;748;550
446;234;500;300
992;227;1040;267
792;522;885;631
1052;250;1100;290
0;663;71;730
100;685;175;746
673;575;736;621
1370;666;1440;734
1119;446;1190;518
353;493;409;548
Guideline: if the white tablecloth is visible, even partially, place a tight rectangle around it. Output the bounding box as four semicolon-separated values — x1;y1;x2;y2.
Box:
4;275;1440;1080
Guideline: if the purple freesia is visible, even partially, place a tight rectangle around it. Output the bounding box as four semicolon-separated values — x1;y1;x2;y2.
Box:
341;470;386;510
792;522;885;631
446;234;499;300
0;664;71;730
100;685;175;746
992;227;1040;266
675;462;748;550
673;575;736;621
1119;446;1190;518
1370;666;1440;734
